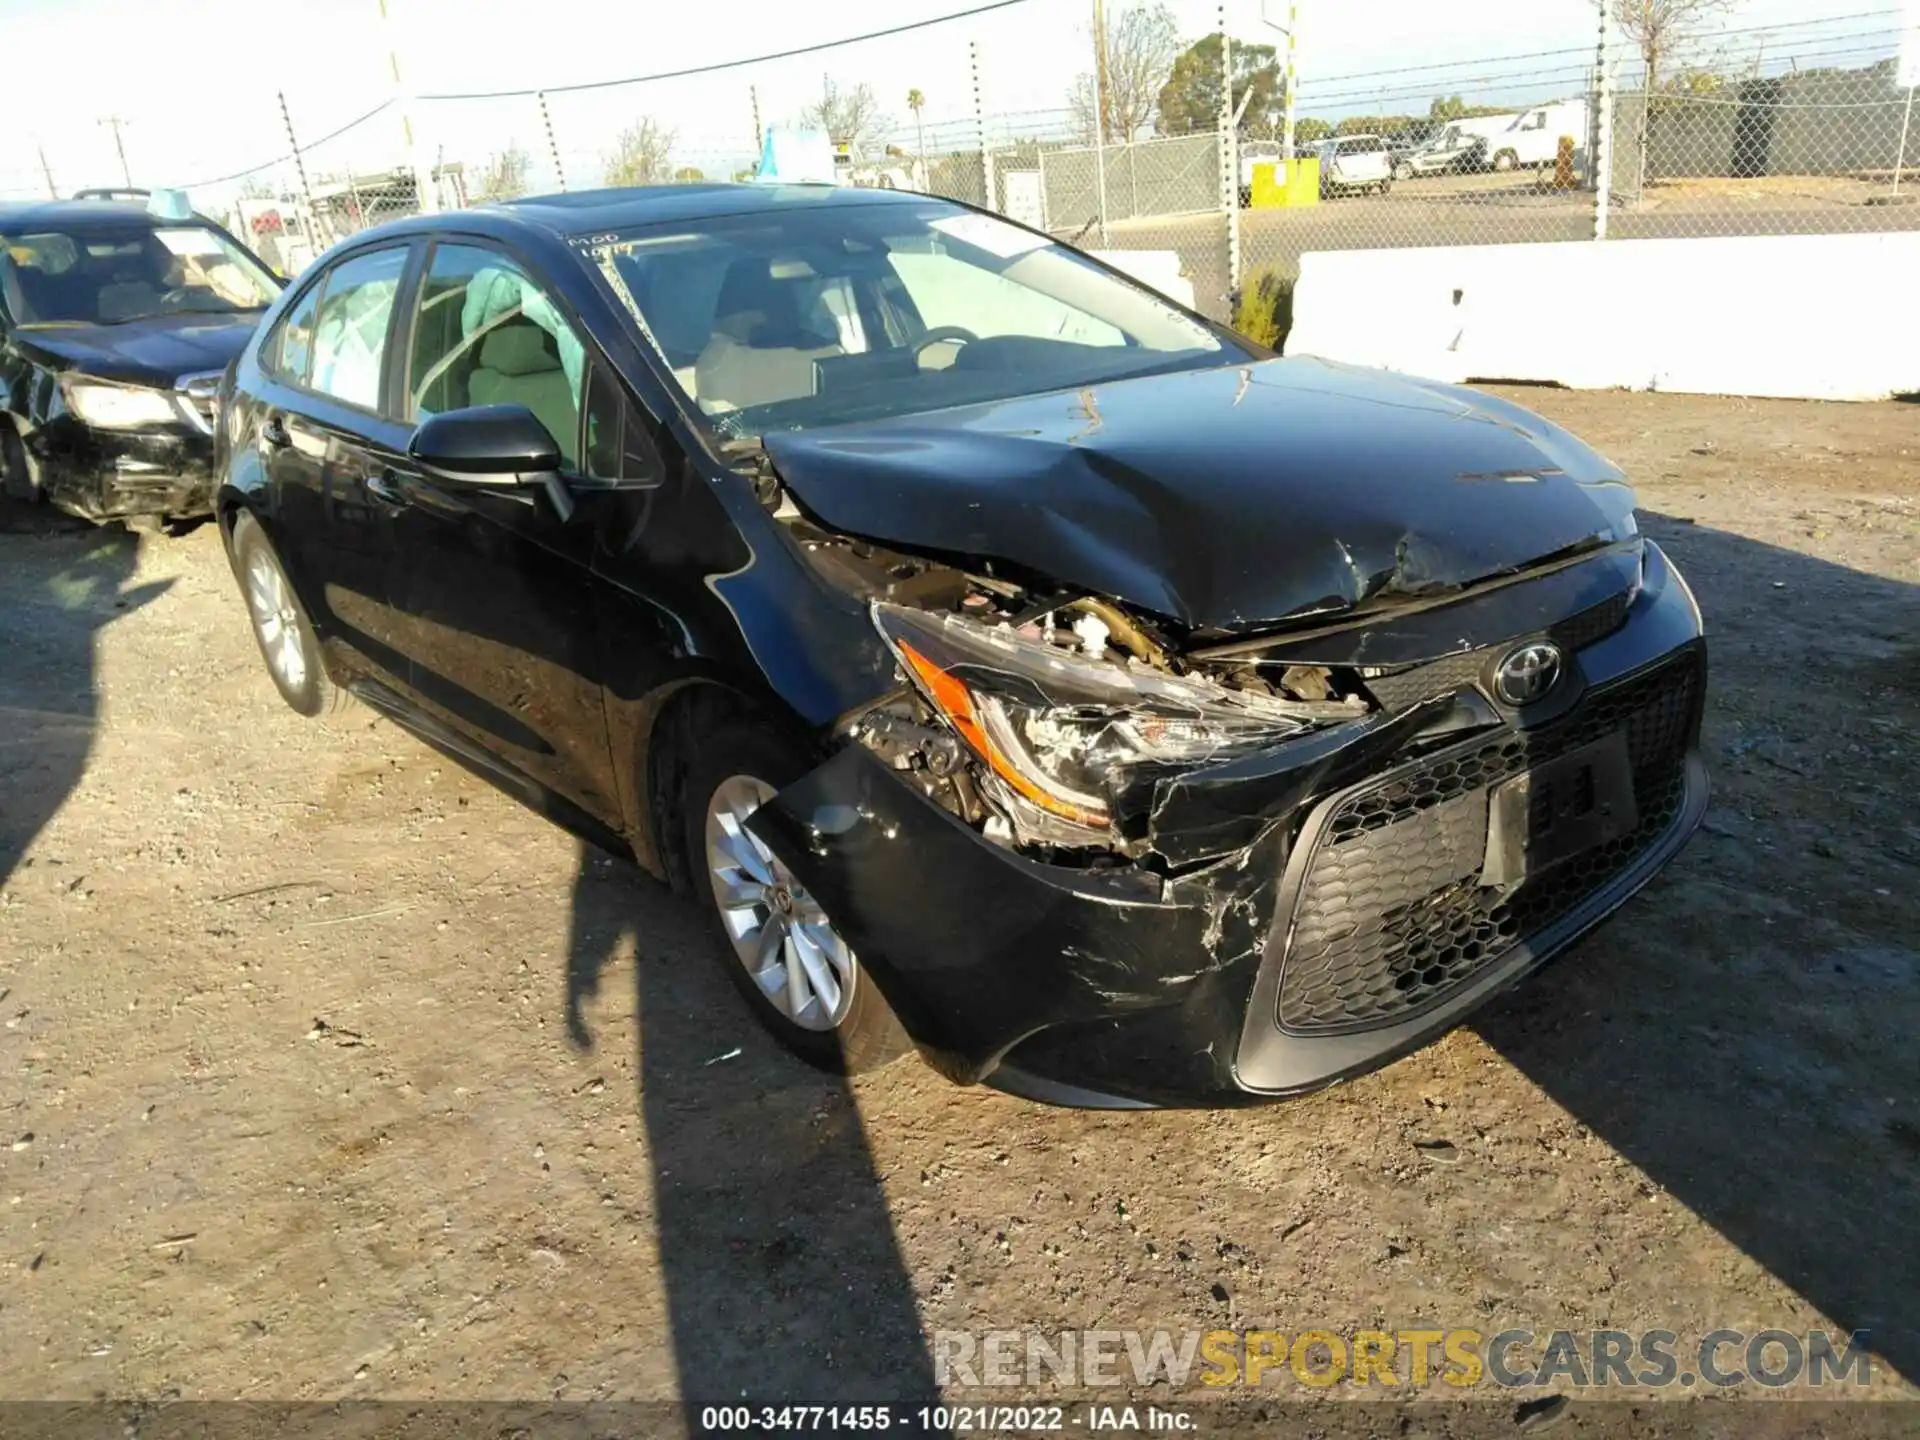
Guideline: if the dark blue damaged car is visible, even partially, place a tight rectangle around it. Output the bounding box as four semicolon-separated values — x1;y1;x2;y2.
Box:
211;183;1706;1108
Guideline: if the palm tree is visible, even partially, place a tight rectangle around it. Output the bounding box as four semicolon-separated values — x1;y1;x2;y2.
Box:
906;88;927;172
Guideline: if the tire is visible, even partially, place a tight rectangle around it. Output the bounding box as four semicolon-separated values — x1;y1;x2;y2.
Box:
1492;149;1518;172
1377;178;1392;194
1;422;40;504
230;511;339;717
683;718;908;1075
1393;161;1413;181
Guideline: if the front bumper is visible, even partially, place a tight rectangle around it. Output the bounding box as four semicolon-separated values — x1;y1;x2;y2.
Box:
749;542;1708;1109
31;417;215;522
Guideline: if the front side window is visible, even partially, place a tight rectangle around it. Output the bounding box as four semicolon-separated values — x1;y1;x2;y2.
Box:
0;224;277;326
308;247;408;409
593;202;1239;436
406;243;585;467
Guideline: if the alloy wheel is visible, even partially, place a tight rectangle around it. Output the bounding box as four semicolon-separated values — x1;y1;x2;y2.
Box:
245;549;307;692
704;774;857;1032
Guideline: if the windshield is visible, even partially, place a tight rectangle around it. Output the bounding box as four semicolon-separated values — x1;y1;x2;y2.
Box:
591;199;1244;436
0;224;278;326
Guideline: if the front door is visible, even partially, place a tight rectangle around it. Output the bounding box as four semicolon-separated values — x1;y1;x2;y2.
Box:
380;240;619;821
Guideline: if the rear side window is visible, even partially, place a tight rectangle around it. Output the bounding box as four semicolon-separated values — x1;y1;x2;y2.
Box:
264;278;324;385
308;247;408;410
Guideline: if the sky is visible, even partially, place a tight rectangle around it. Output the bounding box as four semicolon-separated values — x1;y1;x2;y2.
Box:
2;0;1911;208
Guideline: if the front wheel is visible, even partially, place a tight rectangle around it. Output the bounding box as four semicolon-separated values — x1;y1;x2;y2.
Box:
685;719;908;1075
1393;161;1413;181
1492;149;1519;172
231;510;340;717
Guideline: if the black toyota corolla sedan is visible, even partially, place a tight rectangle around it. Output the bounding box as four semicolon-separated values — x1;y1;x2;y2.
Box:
2;194;282;528
213;184;1706;1109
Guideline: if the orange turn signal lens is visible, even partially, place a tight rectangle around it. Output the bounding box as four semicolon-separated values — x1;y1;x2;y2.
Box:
895;640;1109;828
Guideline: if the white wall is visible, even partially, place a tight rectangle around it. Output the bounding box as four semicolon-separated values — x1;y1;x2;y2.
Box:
1287;232;1920;402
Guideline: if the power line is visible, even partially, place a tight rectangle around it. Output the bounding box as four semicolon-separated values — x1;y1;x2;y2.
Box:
179;98;394;189
419;0;1033;102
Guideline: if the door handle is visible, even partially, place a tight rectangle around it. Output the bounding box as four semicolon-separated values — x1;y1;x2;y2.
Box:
366;469;408;506
260;414;290;449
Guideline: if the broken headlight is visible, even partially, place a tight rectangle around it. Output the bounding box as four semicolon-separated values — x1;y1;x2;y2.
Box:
872;603;1365;842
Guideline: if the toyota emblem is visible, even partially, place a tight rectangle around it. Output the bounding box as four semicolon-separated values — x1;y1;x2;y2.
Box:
1492;641;1564;706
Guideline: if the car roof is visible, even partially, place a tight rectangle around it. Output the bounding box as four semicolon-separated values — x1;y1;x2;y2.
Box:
0;198;205;232
352;182;937;248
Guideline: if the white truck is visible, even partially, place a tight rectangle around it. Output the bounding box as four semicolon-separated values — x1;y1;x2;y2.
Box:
1485;100;1590;173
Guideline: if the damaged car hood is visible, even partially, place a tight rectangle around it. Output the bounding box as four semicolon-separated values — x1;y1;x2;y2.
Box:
13;313;258;386
761;357;1637;630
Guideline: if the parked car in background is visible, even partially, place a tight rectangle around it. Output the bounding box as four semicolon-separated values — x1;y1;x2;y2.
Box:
1;191;282;528
214;184;1705;1109
1488;99;1591;172
1317;135;1394;195
1391;126;1492;179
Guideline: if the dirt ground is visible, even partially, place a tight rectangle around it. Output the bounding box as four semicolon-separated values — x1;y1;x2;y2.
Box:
1;388;1917;1425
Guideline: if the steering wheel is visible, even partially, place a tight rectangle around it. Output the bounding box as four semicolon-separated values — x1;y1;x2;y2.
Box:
912;325;980;361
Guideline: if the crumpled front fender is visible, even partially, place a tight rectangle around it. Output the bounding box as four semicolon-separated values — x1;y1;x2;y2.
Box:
746;745;1277;1084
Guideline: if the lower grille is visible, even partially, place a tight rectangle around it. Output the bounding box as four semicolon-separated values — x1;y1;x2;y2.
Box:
1276;647;1701;1034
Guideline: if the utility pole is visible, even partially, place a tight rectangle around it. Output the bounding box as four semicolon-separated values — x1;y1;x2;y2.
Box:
750;84;763;154
98;116;133;188
36;140;58;199
379;0;439;213
1259;0;1299;162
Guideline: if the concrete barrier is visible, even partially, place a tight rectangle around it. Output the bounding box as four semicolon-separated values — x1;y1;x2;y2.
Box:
1287;232;1920;401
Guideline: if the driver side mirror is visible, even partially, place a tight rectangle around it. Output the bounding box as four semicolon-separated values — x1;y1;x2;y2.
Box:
408;404;576;521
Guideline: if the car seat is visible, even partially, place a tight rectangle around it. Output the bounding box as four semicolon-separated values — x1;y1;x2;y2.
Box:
692;257;845;412
466;323;578;464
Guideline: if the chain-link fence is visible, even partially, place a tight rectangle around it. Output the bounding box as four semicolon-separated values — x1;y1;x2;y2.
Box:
28;6;1908;336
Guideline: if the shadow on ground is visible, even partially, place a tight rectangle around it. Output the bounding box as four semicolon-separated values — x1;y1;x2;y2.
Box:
0;512;168;890
1475;510;1920;1378
563;849;939;1418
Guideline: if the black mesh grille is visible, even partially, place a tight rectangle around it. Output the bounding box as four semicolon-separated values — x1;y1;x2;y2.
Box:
1357;589;1634;713
1276;647;1700;1034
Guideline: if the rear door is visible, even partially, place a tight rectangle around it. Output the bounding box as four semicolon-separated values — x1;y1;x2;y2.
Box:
255;241;419;686
377;239;621;820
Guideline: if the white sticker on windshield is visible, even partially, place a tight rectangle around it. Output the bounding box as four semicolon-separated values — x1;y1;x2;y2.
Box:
930;212;1050;259
155;229;227;258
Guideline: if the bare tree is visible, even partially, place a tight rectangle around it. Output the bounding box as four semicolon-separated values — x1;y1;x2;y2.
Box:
476;143;531;201
1611;0;1739;189
1068;1;1181;142
603;118;676;187
1611;0;1738;96
798;77;887;149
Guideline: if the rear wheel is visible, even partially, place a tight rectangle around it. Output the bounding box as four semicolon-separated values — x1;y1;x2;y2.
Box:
684;719;908;1075
1492;149;1519;172
231;511;339;717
